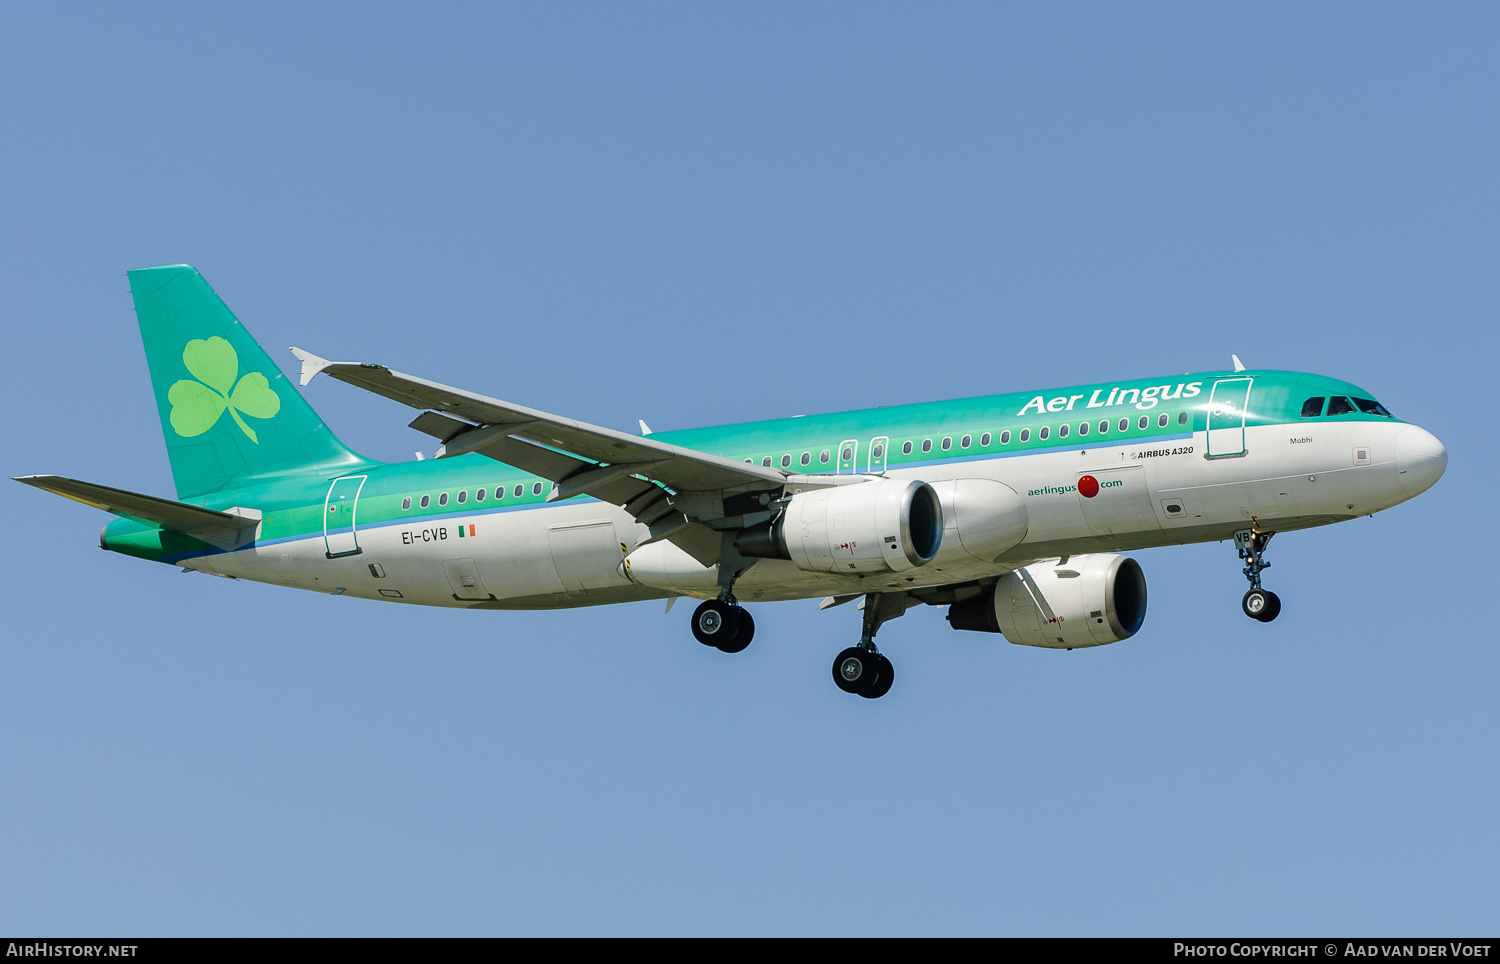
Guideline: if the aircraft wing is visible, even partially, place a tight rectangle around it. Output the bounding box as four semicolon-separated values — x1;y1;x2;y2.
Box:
292;349;789;565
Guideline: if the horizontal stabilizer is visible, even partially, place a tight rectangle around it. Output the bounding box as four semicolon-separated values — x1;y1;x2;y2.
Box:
15;475;259;550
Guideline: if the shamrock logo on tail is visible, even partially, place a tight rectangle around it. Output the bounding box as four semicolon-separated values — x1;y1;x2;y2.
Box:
168;336;281;443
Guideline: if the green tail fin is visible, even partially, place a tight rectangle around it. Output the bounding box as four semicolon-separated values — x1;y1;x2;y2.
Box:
128;264;374;499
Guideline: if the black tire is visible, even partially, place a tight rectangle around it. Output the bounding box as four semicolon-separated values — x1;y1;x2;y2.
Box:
1242;588;1281;622
1256;590;1281;622
692;599;740;647
717;607;755;653
832;647;875;694
860;654;894;699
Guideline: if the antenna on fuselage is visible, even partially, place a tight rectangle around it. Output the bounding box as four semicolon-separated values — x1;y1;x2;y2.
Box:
1232;354;1247;372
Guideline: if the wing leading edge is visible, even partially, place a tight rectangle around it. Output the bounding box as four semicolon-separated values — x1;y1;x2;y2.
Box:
291;349;791;565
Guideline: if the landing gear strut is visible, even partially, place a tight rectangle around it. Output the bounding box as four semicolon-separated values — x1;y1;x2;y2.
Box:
831;592;905;699
1235;528;1281;622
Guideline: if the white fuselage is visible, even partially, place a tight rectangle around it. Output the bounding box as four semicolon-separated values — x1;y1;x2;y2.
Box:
190;418;1440;610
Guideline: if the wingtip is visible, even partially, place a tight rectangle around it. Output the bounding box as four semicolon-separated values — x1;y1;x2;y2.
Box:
289;347;333;387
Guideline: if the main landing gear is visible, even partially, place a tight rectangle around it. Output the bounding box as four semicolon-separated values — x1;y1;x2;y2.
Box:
1235;528;1281;623
831;592;906;699
691;597;755;653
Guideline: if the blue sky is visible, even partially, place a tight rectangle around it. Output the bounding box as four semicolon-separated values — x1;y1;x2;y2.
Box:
2;3;1496;935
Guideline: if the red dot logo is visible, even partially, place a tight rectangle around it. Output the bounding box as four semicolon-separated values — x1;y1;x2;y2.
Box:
1078;475;1100;498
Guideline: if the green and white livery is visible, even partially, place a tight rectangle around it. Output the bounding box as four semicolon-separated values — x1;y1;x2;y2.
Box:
19;265;1448;699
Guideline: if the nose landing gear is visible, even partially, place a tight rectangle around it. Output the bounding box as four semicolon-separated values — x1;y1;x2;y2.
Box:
1235;528;1281;622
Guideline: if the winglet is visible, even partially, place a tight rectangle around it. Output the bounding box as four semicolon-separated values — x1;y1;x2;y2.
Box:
638;419;653;436
1232;354;1247;372
289;347;335;387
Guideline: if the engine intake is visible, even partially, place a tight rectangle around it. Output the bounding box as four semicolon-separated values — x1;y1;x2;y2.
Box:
737;478;943;574
948;553;1147;648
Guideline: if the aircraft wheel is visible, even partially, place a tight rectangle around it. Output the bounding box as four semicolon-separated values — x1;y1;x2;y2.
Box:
859;654;894;699
717;607;754;653
692;600;740;647
1242;588;1281;622
833;647;876;694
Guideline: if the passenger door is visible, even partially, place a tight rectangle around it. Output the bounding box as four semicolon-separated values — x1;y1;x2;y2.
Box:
323;475;367;557
1206;377;1253;458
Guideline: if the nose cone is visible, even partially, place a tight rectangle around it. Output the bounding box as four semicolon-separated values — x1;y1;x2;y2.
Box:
1395;425;1447;498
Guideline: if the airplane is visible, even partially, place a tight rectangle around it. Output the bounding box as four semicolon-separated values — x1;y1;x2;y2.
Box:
17;265;1448;699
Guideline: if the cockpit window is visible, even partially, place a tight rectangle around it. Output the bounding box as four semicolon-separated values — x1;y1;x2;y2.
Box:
1300;397;1325;418
1326;396;1355;416
1353;397;1392;417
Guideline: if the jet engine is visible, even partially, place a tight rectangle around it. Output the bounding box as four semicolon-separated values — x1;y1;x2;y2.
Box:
737;478;943;574
926;479;1029;564
947;553;1147;648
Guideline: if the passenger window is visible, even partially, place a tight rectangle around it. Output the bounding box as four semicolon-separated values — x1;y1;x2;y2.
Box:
420;495;430;508
941;437;952;451
514;484;524;498
1327;396;1355;416
762;456;772;467
842;446;853;461
475;488;485;502
1301;397;1326;418
1138;416;1149;430
457;490;467;504
981;432;991;446
1353;397;1392;417
1078;421;1088;436
495;487;505;500
1058;423;1068;438
821;450;831;463
801;452;811;466
439;493;449;506
902;441;913;455
781;454;791;468
402;497;412;510
872;444;884;459
1098;420;1109;434
1000;430;1010;444
1158;413;1169;427
921;439;932;453
1178;412;1188;425
1019;429;1029;442
961;435;971;449
1039;426;1049;440
533;482;543;496
1119;418;1130;432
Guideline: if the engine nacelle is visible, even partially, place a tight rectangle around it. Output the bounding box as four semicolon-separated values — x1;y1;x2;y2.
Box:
738;478;943;574
947;553;1147;648
926;479;1029;564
